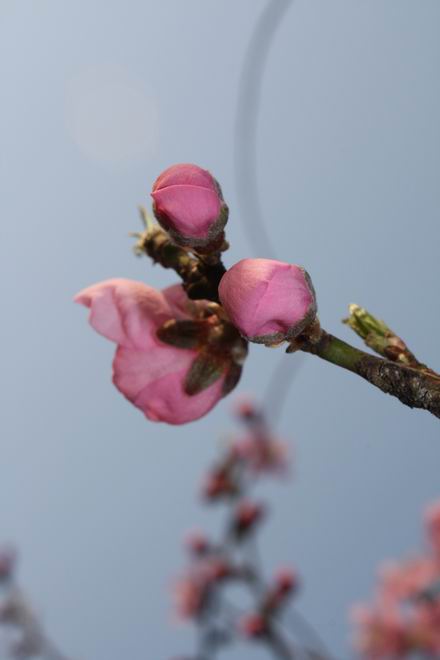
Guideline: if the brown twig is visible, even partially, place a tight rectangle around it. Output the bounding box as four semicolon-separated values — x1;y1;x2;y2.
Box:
133;209;226;303
299;330;440;419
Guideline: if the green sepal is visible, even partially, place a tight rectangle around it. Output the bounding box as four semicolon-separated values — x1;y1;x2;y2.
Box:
184;351;224;395
343;304;390;341
157;320;205;349
222;363;242;397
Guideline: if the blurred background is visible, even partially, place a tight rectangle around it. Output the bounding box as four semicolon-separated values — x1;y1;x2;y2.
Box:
1;0;440;657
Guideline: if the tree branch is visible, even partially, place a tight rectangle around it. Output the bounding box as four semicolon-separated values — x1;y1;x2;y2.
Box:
343;304;437;375
300;330;440;419
133;208;226;303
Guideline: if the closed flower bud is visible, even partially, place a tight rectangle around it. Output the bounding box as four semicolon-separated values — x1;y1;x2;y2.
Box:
174;573;208;620
239;613;268;639
219;258;317;345
232;501;264;538
234;397;259;421
186;532;210;557
202;467;237;500
273;568;298;596
263;569;299;614
0;547;16;582
207;559;232;581
151;163;228;251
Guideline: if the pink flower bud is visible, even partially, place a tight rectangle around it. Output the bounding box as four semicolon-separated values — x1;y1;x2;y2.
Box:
219;258;317;345
351;605;410;658
202;470;236;500
273;568;298;597
174;574;208;620
202;451;241;501
151;163;228;250
231;434;288;474
239;613;268;638
233;501;264;538
174;558;233;621
379;557;437;603
263;568;299;613
186;532;210;557
234;396;258;421
207;559;232;581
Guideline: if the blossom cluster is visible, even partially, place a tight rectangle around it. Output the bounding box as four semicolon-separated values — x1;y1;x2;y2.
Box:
352;502;440;658
76;163;318;425
172;400;324;660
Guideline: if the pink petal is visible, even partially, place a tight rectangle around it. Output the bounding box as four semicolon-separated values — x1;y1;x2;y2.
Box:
74;279;171;349
153;163;216;191
112;342;190;400
113;344;224;424
151;186;221;239
161;284;192;319
260;263;314;334
162;284;211;320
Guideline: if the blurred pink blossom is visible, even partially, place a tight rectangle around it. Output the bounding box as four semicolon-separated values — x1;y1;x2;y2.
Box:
174;571;208;621
239;613;268;639
185;532;211;558
379;557;438;604
232;500;265;539
425;501;440;558
233;396;259;421
352;500;440;658
352;605;409;658
174;558;232;621
231;434;288;474
261;568;299;615
202;451;240;501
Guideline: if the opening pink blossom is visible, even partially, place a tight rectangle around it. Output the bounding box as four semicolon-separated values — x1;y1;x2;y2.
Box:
75;279;225;424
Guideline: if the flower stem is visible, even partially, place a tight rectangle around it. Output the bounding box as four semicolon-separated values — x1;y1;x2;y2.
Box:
134;215;226;303
343;304;436;374
300;330;440;419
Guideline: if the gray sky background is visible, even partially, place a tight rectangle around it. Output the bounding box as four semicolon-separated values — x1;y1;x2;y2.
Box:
1;1;439;658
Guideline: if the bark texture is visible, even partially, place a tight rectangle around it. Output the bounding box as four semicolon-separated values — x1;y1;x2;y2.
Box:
301;331;440;419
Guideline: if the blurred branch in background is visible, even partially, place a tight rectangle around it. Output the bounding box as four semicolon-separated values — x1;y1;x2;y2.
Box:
173;400;333;660
0;550;71;660
173;402;440;658
234;0;303;426
234;0;293;260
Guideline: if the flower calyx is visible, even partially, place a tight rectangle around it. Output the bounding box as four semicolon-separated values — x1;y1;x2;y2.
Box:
157;307;248;397
133;217;226;303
